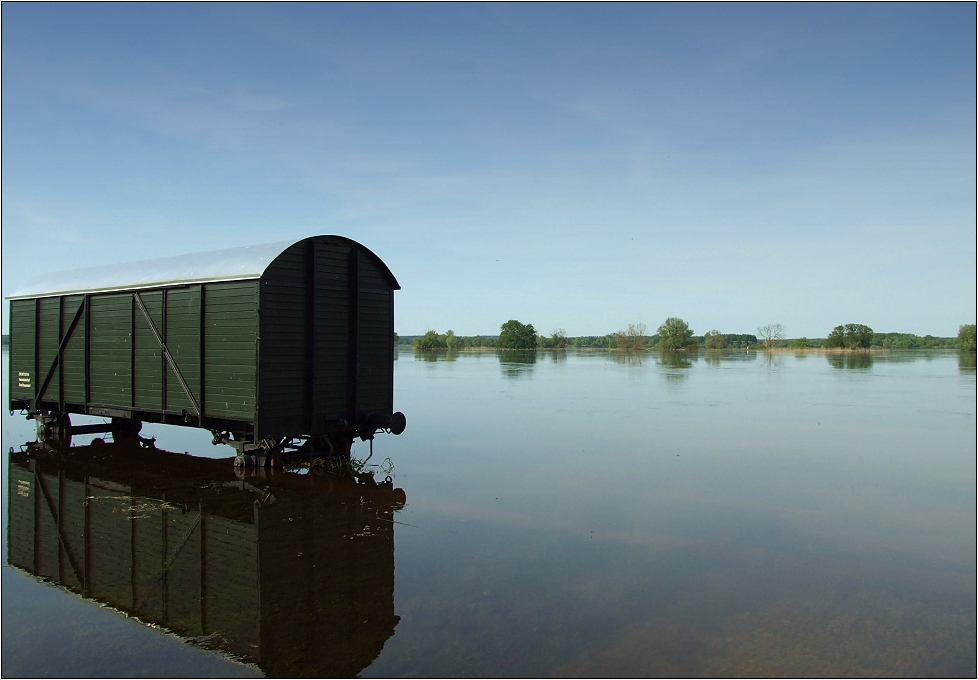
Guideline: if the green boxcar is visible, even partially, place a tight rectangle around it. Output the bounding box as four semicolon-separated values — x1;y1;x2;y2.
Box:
7;236;404;458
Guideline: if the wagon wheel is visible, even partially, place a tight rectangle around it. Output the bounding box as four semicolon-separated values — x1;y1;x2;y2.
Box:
38;413;71;448
112;417;143;442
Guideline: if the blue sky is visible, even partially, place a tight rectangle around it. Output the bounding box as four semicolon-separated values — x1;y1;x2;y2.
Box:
2;4;975;337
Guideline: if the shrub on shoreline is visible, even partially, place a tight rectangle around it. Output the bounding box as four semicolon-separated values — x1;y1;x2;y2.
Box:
959;324;977;351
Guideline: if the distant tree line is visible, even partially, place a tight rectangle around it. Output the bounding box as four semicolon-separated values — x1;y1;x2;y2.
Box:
787;329;962;350
409;329;511;350
402;319;973;352
401;332;499;349
409;320;541;351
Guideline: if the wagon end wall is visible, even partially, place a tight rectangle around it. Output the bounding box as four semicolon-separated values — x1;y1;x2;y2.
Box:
258;236;398;441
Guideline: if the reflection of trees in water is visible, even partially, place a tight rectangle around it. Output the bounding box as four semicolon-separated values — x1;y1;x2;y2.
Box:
658;351;693;369
826;353;873;370
657;351;693;382
497;350;536;378
612;351;645;366
720;351;758;363
416;350;457;362
548;350;567;365
959;350;976;372
867;351;922;365
761;352;785;369
702;350;758;365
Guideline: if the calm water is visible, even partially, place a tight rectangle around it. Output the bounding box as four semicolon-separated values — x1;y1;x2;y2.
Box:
2;348;975;677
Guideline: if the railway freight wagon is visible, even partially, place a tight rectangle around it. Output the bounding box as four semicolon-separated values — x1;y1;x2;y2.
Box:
7;235;405;464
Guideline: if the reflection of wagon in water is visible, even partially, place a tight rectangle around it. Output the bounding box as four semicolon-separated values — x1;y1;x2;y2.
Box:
6;236;405;466
7;437;405;676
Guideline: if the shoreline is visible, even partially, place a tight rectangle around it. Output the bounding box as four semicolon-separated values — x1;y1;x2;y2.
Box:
398;345;970;354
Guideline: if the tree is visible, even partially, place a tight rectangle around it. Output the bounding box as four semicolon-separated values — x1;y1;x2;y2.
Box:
544;328;567;349
825;323;873;349
847;324;873;348
704;330;727;350
657;317;694;351
497;319;537;349
757;323;785;349
444;330;459;350
413;330;447;350
825;326;844;348
615;323;647;351
959;324;977;351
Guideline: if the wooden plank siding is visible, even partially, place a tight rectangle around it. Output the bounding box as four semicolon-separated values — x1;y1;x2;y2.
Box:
258;244;307;435
133;291;165;411
89;294;133;408
314;240;352;416
36;297;61;403
357;289;392;413
8;299;36;402
203;282;258;420
164;286;202;414
356;255;394;417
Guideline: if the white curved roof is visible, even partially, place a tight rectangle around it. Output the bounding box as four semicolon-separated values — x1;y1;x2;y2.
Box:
6;239;297;300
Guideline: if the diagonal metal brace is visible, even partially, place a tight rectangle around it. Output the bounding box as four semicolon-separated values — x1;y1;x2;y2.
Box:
35;298;86;404
133;292;201;418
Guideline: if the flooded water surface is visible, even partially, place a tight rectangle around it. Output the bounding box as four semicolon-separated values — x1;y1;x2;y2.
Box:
3;349;975;677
